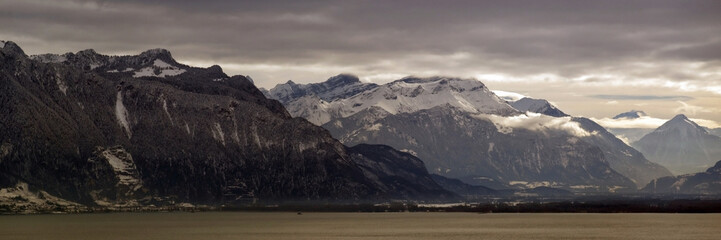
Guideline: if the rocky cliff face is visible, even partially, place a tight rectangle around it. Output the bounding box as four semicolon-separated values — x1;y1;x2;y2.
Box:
0;41;448;208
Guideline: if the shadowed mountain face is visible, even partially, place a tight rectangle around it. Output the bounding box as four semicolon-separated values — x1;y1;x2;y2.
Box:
269;76;671;191
0;41;450;207
508;101;671;187
323;106;636;192
348;144;456;200
633;115;721;174
644;160;721;195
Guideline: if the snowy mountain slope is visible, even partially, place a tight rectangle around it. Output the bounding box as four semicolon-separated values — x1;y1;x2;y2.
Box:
270;76;519;125
283;75;671;189
633;114;721;174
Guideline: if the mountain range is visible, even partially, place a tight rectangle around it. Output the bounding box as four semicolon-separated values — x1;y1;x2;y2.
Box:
266;75;672;191
0;41;455;212
5;40;716;213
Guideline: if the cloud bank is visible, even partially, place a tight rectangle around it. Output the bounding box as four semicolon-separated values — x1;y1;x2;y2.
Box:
480;112;594;137
593;116;721;129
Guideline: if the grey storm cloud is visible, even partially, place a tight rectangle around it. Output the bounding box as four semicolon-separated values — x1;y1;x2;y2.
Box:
1;0;721;90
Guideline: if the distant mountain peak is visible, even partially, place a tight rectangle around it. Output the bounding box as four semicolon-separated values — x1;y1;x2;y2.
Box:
659;114;703;131
613;110;647;119
510;97;568;117
670;114;689;121
634;113;721;174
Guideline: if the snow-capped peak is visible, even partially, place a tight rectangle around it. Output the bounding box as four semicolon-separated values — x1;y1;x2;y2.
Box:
342;76;515;115
613;110;647;119
280;76;518;125
655;114;707;135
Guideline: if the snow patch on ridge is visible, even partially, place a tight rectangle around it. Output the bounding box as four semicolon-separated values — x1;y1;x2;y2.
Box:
161;98;173;124
115;92;132;138
212;122;226;145
55;73;68;95
133;59;186;78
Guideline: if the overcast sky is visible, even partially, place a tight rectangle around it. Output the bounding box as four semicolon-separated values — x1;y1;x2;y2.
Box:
2;0;720;127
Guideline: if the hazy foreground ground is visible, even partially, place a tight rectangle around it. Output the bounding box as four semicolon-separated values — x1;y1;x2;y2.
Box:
1;212;720;240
